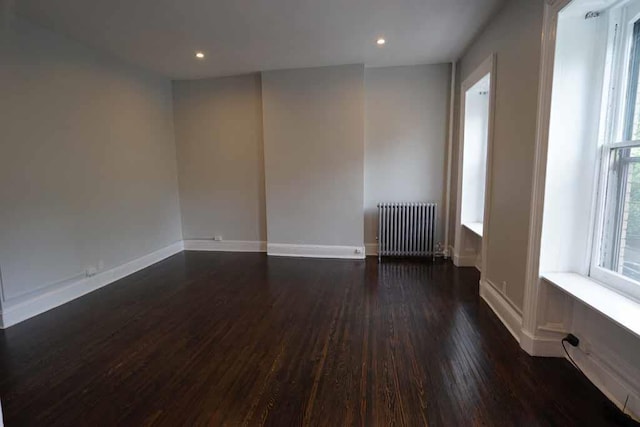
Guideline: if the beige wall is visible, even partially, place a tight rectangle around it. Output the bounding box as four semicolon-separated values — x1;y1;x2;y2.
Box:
0;18;182;302
172;74;266;242
364;64;450;245
262;65;365;247
451;0;544;310
174;64;450;249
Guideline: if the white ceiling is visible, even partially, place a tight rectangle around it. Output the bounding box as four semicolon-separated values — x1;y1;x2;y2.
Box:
15;0;505;80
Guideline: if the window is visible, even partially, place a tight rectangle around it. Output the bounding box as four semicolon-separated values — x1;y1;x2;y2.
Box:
460;73;491;237
592;4;640;301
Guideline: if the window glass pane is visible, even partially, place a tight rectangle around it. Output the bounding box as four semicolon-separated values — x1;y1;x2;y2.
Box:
601;147;640;281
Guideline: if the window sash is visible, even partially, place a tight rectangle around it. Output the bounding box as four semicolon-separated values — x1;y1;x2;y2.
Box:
590;5;640;301
604;139;640;149
592;141;640;303
623;20;640;140
591;266;640;302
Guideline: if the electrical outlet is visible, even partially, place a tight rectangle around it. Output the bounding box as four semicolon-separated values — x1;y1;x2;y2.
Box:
354;248;363;255
564;333;580;347
213;236;223;241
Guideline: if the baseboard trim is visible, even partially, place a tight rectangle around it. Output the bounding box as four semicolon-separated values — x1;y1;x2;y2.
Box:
183;239;266;252
446;245;455;259
267;243;366;259
570;344;640;420
519;330;564;357
479;279;523;344
453;252;477;267
365;243;378;256
0;241;184;328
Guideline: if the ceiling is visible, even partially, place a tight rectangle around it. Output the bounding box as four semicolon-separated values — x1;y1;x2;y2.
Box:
15;0;505;80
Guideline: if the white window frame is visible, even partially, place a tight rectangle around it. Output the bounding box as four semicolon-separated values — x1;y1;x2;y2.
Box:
590;1;640;303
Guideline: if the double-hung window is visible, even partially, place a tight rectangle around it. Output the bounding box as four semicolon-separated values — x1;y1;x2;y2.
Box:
592;1;640;302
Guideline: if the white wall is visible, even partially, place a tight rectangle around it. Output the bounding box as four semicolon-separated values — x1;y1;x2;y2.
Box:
262;65;365;248
364;64;450;245
0;18;182;306
452;0;544;309
172;74;267;243
540;8;607;275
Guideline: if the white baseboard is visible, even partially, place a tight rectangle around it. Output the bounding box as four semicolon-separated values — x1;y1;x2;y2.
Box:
453;252;477;267
569;343;640;420
365;243;378;256
479;279;523;344
267;243;366;259
446;245;455;259
495;295;639;420
519;330;564;357
184;239;266;252
0;241;184;328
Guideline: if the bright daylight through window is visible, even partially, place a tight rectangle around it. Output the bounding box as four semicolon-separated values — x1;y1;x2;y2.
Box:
593;0;640;301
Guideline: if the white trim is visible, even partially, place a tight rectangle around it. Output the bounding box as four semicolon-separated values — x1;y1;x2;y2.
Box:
522;0;571;336
590;266;640;307
475;256;482;273
444;61;457;255
365;243;378;256
446;244;455;259
569;343;640;420
267;243;366;259
0;241;184;328
453;252;477;267
453;54;496;287
480;55;497;288
543;272;640;339
462;222;483;237
519;329;564;357
183;239;266;253
479;279;523;344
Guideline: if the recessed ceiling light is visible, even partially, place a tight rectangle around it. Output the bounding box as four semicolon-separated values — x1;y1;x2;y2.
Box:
376;38;386;45
195;52;205;59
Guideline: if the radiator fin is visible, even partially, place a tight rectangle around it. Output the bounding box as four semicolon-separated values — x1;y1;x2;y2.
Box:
377;203;437;260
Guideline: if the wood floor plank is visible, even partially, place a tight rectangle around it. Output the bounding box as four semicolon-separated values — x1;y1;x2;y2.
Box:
0;252;620;426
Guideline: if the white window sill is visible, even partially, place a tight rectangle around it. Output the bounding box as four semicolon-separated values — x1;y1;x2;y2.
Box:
463;222;483;237
542;272;640;339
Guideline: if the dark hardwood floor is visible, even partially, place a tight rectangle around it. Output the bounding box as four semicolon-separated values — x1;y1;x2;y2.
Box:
0;252;618;426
